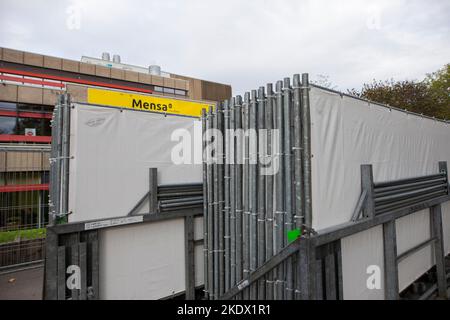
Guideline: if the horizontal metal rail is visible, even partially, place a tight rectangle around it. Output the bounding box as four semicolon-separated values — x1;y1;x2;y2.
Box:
397;237;437;263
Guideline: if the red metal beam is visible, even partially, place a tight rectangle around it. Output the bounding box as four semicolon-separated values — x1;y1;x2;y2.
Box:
0;67;153;94
0;74;65;88
0;135;51;143
0;183;49;193
0;110;53;119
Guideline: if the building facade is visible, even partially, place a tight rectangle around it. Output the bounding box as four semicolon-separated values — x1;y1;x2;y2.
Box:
0;47;231;238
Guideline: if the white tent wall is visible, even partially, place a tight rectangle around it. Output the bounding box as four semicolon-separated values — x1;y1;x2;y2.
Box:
98;218;204;299
68;103;204;299
68;103;203;222
309;86;450;299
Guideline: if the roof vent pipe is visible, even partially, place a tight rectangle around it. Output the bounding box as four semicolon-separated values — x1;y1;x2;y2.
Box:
149;65;161;76
101;52;110;61
113;55;121;64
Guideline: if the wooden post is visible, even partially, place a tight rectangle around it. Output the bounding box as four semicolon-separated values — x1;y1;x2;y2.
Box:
361;165;375;218
149;168;158;214
184;215;196;300
383;220;399;300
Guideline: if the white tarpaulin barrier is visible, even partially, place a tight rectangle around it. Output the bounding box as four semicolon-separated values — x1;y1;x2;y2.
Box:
68;103;204;299
310;87;450;299
68;103;203;222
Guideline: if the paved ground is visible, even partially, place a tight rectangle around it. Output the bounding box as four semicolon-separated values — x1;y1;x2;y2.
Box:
0;265;43;300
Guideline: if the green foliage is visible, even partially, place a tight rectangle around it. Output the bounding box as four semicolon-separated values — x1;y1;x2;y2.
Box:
349;64;449;120
0;228;46;244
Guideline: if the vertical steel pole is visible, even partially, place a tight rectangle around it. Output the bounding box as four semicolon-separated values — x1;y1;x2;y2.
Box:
249;90;258;299
275;80;285;299
60;94;71;224
301;73;313;229
265;83;275;299
283;78;294;300
216;103;225;297
223;100;231;293
201;109;209;299
49;105;58;226
292;74;304;230
229;97;236;289
235;95;244;298
207;106;215;299
54;98;63;224
242;92;250;299
257;86;266;299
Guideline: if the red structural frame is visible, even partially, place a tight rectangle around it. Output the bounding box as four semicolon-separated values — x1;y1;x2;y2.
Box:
0;67;153;94
0;110;53;119
0;183;49;193
0;74;65;88
0;135;51;143
0;66;155;143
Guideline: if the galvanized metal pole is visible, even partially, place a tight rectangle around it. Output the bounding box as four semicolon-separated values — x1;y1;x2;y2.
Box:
249;90;258;299
275;80;285;299
301;74;313;229
60;94;71;224
207;106;215;300
49;105;58;226
234;95;244;298
229;97;236;289
283;78;294;300
223;100;231;292
293;74;304;230
201;109;209;299
242;92;251;299
257;86;266;299
265;83;275;300
216;102;225;297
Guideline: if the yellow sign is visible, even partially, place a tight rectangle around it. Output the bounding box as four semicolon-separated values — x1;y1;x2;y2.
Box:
87;88;212;117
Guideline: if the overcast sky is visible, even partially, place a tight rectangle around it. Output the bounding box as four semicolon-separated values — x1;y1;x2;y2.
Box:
1;0;449;95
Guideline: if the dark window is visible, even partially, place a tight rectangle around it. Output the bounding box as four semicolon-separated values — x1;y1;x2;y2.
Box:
163;87;175;94
0;102;17;111
0;116;16;134
175;89;186;96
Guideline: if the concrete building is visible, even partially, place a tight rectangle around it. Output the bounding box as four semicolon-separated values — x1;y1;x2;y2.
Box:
0;47;231;235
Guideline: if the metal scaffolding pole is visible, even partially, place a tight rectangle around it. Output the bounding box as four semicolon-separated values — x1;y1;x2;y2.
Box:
224;100;231;292
201;108;209;299
283;77;294;300
229;97;236;290
301;73;313;229
265;83;275;300
249;90;258;299
242;92;250;299
234;95;243;299
257;86;266;299
207;106;215;300
275;80;285;299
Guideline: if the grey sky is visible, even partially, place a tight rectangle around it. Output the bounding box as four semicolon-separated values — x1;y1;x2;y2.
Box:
1;0;449;95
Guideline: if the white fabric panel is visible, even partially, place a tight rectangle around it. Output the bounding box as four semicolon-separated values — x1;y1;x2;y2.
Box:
341;226;384;300
310;87;450;298
396;210;433;291
443;201;450;254
99;219;185;299
68;104;202;222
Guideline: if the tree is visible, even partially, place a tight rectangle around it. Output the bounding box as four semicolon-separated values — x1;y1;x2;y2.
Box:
349;64;449;120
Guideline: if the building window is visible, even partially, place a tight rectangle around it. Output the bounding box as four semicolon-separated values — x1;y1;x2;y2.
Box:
0;116;16;134
0;102;53;141
175;89;186;96
163;87;175;95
